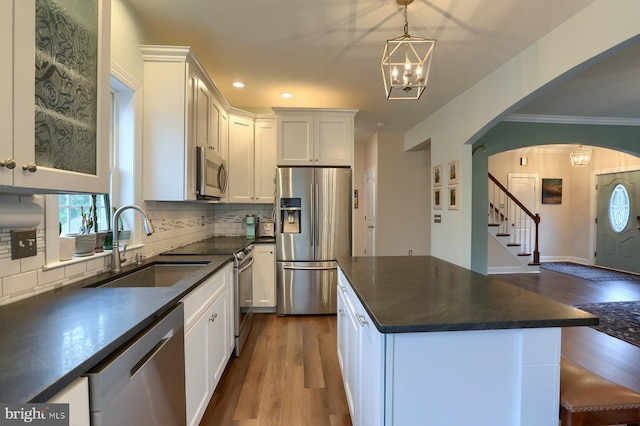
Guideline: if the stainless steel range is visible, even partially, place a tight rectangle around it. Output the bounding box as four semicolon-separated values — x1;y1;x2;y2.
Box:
162;237;254;356
233;244;254;356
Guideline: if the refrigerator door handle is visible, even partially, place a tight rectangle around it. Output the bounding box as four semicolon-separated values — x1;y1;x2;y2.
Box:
283;265;337;271
314;183;319;249
310;183;315;249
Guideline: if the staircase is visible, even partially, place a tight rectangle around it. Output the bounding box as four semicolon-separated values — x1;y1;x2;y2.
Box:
488;173;540;274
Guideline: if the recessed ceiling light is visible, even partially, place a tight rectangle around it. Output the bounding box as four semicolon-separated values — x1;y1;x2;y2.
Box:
280;92;293;99
232;81;245;88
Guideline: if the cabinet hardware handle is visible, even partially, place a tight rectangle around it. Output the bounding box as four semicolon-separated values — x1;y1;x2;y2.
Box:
338;308;345;316
209;312;218;322
338;284;347;293
356;314;368;327
0;158;16;169
22;162;37;173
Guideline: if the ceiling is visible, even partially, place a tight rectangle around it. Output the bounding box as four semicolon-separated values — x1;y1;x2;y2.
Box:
123;0;639;144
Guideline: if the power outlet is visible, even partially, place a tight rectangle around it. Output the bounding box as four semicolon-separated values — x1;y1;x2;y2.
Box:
11;229;37;260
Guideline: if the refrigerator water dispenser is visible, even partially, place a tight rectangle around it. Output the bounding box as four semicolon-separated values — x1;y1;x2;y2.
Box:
280;198;301;233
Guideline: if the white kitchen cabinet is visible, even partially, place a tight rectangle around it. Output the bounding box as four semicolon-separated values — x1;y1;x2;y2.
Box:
337;268;562;426
182;264;232;426
337;271;384;426
253;244;275;310
228;111;276;203
49;377;90;426
228;111;255;203
141;45;228;201
274;108;357;167
0;0;110;194
254;116;277;203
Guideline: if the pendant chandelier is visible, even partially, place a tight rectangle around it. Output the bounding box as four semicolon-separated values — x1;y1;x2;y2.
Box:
381;0;436;100
569;145;592;167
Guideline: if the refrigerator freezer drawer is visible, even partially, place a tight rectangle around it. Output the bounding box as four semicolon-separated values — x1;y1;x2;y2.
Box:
277;261;337;315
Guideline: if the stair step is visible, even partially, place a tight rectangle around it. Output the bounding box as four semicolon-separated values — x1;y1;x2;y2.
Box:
488;223;500;227
517;252;531;257
497;233;511;237
507;243;521;246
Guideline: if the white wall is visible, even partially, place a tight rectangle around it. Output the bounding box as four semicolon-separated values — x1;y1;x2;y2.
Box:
403;0;640;268
353;142;366;256
374;133;430;256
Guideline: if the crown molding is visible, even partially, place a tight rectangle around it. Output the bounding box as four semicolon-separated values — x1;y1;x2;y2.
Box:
503;114;640;126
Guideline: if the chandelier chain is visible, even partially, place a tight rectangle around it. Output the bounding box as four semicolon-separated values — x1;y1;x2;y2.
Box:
403;4;409;36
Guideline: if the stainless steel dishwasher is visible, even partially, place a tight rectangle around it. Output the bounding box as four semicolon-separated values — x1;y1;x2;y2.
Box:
86;305;186;426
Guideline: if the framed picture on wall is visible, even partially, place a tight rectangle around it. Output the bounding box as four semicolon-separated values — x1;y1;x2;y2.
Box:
433;188;442;210
433;164;442;187
448;186;459;210
542;178;563;204
448;160;459;185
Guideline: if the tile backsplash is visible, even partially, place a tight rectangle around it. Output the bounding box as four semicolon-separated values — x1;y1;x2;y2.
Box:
213;203;275;236
0;200;274;306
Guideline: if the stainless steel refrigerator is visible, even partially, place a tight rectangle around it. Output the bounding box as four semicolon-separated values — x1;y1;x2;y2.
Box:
276;167;352;315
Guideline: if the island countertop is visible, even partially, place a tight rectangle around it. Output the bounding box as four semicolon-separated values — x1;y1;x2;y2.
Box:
337;256;598;334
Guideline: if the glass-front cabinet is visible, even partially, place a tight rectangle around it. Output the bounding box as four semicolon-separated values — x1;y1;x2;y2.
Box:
0;0;110;194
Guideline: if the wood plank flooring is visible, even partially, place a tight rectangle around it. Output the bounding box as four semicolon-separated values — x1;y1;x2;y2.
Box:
497;269;640;393
201;268;640;425
200;314;352;426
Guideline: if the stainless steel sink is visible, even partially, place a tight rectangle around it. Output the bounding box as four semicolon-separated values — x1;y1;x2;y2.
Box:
97;262;208;288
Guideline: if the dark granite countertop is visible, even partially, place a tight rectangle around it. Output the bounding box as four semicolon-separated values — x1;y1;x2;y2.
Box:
337;256;599;334
0;252;233;404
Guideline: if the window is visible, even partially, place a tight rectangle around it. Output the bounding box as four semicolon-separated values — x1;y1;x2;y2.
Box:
609;183;630;233
59;194;108;235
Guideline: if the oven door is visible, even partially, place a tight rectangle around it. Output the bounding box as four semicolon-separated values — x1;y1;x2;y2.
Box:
234;255;254;356
197;146;227;199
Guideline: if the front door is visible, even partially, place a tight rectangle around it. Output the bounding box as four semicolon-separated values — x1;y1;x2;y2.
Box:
596;171;640;273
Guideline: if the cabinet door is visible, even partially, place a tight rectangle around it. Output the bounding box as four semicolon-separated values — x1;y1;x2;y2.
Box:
228;114;255;203
355;301;384;426
314;116;353;166
0;0;13;186
211;99;221;152
343;292;358;422
12;0;110;194
253;244;275;308
207;289;229;393
185;314;210;426
336;283;347;372
276;115;314;166
49;377;90;426
254;119;277;203
195;78;212;149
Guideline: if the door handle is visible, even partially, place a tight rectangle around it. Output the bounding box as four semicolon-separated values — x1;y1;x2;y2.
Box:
368;225;375;229
283;265;337;271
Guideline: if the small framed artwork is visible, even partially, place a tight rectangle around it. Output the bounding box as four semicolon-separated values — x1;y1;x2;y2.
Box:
433;164;442;187
448;186;459;210
542;178;562;204
433;188;442;210
448;160;459;185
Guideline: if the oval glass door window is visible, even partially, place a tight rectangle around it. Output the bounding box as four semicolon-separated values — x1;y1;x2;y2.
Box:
609;184;630;233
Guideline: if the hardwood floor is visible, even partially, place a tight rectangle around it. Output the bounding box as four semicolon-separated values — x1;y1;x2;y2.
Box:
201;269;640;424
497;269;640;393
200;314;352;426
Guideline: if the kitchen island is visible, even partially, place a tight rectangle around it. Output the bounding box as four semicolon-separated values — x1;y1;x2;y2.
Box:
336;256;598;426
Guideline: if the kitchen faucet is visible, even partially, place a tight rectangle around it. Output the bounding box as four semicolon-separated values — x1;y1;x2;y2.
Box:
111;205;154;273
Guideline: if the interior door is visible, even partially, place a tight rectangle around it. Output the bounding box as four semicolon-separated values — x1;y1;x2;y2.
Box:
508;174;538;248
364;168;376;256
596;171;640;273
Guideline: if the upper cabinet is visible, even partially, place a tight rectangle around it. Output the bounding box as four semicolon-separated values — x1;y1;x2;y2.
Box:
227;111;276;204
274;108;358;167
141;45;229;201
0;0;111;194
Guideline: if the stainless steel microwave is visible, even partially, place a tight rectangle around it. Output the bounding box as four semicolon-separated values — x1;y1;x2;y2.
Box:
196;146;227;199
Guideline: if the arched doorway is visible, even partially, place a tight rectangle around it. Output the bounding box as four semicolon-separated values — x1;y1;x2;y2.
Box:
471;121;640;274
